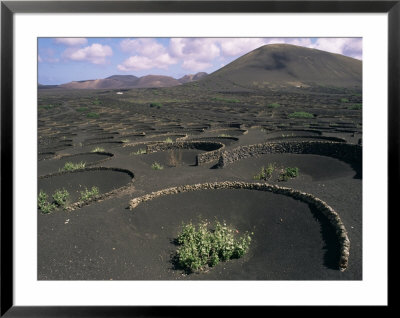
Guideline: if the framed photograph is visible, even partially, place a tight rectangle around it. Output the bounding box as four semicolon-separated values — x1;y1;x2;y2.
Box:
1;0;396;315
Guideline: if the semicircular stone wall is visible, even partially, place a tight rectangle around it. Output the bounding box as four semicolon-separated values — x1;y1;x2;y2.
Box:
129;181;350;272
216;141;361;168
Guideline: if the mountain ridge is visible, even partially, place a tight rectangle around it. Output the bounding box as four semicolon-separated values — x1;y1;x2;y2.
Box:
199;44;362;90
42;72;208;90
39;44;362;90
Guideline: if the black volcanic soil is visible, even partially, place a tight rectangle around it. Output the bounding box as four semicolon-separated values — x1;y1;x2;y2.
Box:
37;75;362;280
38;189;345;280
223;153;357;182
38;152;112;176
38;169;133;203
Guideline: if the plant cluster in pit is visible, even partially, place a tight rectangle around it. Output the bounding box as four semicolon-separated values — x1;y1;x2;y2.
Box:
267;102;280;109
174;219;252;273
149;102;162;109
91;147;105;152
79;186;100;202
130;148;146;155
60;161;86;172
253;163;275;180
92;98;102;105
279;167;299;181
87;112;100;118
349;103;362;110
151;162;164;170
38;186;100;213
38;189;70;214
253;164;299;182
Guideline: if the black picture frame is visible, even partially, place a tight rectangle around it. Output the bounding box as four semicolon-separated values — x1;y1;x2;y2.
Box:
1;1;396;316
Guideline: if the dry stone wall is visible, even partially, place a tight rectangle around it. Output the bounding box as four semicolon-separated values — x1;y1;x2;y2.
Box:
216;141;361;168
129;181;350;271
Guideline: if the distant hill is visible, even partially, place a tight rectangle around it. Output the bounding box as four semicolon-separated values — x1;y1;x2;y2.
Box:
38;83;59;89
178;72;208;84
46;72;208;90
200;44;362;90
134;75;180;88
58;75;139;89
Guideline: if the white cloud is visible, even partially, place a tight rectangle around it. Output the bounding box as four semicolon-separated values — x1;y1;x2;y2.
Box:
38;55;42;63
118;54;177;71
54;38;88;46
169;38;220;71
311;38;362;59
63;43;112;64
170;38;220;61
118;38;177;71
265;38;314;48
120;38;166;56
217;38;268;57
182;60;213;71
118;38;221;72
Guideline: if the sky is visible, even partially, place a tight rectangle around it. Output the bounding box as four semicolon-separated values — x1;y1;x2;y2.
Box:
38;37;362;85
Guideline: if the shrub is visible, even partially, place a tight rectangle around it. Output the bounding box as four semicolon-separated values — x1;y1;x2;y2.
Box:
150;102;162;108
288;112;314;119
340;98;349;103
279;167;299;181
52;189;69;207
174;220;252;273
164;137;173;143
130;148;146;155
267;103;280;108
61;161;86;171
87;112;99;118
77;107;89;112
151;162;164;170
38;190;48;209
79;186;99;202
91;147;105;152
38;190;56;214
253;163;275;180
218;134;231;138
349;104;362;110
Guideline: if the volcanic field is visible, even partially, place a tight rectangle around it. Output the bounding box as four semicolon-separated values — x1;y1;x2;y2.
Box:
38;44;362;280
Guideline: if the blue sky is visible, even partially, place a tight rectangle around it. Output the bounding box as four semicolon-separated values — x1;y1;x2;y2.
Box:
38;37;362;85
